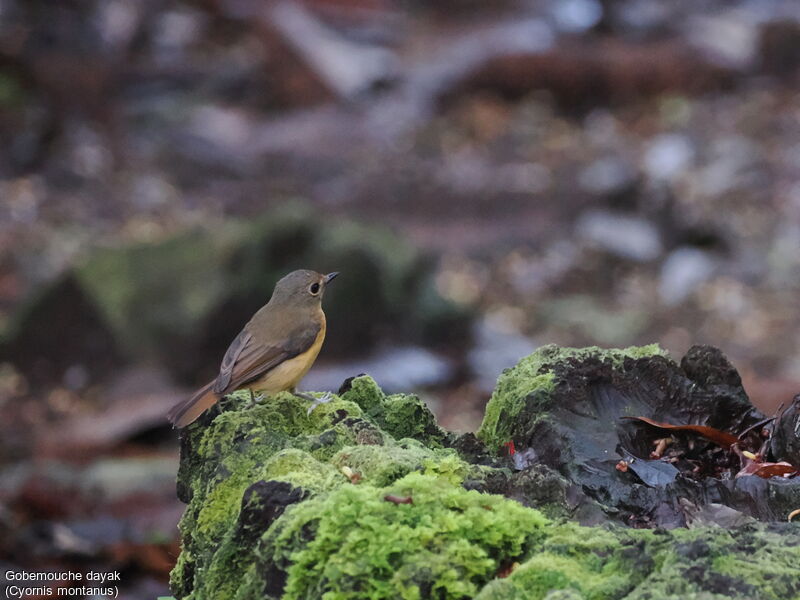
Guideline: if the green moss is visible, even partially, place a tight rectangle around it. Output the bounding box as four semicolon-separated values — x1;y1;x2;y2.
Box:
422;452;471;485
172;389;376;596
169;546;194;599
507;464;577;520
331;443;470;488
261;472;548;600
477;524;800;600
171;381;470;598
477;344;668;451
381;393;450;447
197;390;363;448
340;375;386;413
341;376;450;447
195;450;343;600
332;444;427;487
196;525;249;600
631;526;800;600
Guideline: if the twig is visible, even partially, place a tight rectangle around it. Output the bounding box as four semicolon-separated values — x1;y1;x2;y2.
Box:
737;417;775;441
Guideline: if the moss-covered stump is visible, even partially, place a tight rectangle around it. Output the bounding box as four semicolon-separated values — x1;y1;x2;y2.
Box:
172;348;800;600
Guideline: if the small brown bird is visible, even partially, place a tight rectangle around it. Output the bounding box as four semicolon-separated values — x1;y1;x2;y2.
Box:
167;269;338;428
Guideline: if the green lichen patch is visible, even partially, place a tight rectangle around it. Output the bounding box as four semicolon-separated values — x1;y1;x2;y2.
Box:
477;344;668;452
259;472;548;600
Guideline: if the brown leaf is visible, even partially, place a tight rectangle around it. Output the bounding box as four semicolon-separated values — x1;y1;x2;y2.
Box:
736;461;798;479
384;494;413;505
624;417;739;449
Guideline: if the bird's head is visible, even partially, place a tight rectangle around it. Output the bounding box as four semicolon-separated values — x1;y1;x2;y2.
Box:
270;269;339;308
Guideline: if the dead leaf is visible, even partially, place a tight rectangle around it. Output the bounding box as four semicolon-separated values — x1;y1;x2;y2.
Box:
384;495;413;505
623;417;739;449
736;461;798;479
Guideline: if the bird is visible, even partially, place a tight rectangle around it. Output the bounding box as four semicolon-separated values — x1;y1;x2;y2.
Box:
167;269;338;428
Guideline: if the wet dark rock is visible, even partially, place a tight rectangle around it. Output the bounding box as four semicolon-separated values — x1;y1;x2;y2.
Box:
236;480;307;546
478;343;800;527
771;394;800;465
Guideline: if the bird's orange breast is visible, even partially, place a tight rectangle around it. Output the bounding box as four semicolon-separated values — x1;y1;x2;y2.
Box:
245;312;326;393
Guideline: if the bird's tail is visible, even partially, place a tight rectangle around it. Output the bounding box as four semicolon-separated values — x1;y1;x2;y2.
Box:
167;381;219;428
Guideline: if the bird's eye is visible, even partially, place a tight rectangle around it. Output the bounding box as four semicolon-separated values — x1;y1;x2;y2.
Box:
309;282;320;295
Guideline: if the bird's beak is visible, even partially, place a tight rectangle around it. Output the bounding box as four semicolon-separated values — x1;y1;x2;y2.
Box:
324;272;339;284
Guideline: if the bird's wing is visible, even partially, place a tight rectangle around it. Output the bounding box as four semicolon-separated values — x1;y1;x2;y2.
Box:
213;330;252;393
212;321;321;394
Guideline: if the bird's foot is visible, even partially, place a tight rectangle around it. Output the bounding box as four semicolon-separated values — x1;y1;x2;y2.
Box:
248;389;265;407
294;391;334;415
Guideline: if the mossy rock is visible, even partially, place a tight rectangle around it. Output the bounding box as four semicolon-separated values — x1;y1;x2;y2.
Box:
172;362;800;600
477;343;668;453
477;343;800;526
5;204;471;385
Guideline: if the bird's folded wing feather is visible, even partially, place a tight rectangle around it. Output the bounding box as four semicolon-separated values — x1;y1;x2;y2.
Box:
212;322;321;394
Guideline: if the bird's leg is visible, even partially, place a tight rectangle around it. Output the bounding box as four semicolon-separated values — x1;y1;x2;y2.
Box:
293;389;334;415
306;392;334;415
248;389;265;407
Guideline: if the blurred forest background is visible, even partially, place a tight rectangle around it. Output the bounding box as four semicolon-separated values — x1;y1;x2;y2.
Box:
2;0;800;597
